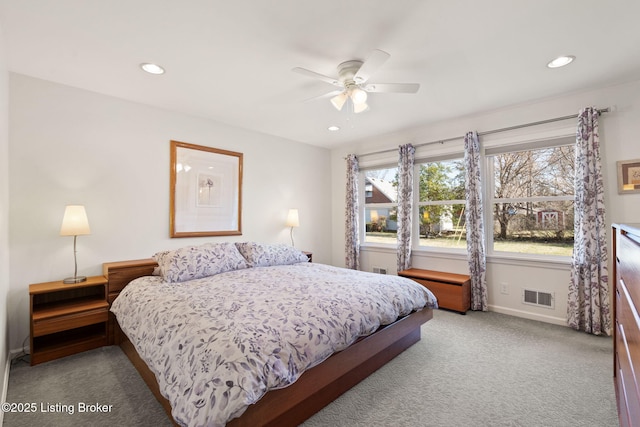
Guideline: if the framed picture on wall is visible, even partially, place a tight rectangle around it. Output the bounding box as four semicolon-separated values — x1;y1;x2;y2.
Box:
617;158;640;194
170;140;243;237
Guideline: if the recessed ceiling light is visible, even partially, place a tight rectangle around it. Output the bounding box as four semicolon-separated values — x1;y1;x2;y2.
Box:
140;62;165;75
547;55;575;68
328;126;340;132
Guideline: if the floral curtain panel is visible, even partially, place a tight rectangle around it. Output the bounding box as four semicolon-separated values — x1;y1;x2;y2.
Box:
568;107;611;336
397;144;415;272
345;154;360;270
464;131;488;311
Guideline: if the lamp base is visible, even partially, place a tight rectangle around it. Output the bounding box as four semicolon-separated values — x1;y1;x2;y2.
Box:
63;276;87;284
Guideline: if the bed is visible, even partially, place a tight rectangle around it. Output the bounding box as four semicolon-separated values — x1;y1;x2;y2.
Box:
104;242;437;427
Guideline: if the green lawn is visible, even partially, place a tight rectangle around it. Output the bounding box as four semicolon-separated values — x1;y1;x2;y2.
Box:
365;232;573;256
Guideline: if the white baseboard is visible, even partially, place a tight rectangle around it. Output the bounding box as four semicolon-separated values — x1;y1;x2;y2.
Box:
0;350;11;426
2;347;29;425
488;304;567;326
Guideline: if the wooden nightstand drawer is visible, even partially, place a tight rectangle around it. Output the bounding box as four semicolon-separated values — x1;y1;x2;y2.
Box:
29;275;109;365
33;305;108;337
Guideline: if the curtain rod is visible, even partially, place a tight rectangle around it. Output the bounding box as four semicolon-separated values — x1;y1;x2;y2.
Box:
353;107;610;159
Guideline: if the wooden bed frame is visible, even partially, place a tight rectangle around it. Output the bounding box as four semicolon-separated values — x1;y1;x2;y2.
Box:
103;259;434;427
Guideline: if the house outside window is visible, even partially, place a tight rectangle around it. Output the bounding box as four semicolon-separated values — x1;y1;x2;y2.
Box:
487;142;575;257
363;167;398;245
359;138;574;258
416;158;466;250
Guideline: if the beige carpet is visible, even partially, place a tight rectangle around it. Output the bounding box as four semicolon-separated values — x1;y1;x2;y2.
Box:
303;310;617;427
4;310;617;427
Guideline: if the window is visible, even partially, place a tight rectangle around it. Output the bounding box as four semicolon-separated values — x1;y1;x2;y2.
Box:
417;158;466;249
365;183;373;198
358;137;574;259
363;167;398;245
487;144;574;256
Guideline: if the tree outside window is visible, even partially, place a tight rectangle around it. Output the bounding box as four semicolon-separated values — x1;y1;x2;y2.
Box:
417;159;466;249
359;142;574;257
489;145;574;256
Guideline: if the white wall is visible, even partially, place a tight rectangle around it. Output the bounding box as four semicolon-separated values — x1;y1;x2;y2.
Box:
8;74;640;355
8;74;331;351
331;79;640;325
0;20;10;410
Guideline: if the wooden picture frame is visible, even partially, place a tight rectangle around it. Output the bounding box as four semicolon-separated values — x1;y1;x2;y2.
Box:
617;158;640;194
170;140;242;237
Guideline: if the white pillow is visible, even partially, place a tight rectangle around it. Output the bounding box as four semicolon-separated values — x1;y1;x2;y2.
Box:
152;242;247;283
235;242;309;267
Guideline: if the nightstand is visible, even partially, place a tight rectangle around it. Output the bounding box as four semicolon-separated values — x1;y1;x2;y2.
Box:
29;275;109;365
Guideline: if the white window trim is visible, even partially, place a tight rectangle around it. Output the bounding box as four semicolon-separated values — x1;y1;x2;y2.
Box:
413;158;467;252
360;166;398;247
484;137;575;260
357;132;575;265
361;244;571;270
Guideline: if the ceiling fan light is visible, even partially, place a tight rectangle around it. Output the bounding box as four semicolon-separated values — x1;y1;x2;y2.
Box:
330;92;348;111
353;102;369;114
350;87;368;104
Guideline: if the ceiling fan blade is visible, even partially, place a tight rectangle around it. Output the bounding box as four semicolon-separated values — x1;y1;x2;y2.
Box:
353;49;390;84
363;83;420;93
292;67;341;87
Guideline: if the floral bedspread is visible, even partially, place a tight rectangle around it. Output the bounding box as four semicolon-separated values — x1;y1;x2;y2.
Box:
110;262;437;427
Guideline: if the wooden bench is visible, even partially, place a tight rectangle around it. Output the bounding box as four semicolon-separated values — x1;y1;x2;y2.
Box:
398;268;471;314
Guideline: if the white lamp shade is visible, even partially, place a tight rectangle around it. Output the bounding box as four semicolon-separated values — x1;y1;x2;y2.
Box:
350;87;368;104
60;205;91;236
330;92;348;111
353;101;369;114
285;209;300;228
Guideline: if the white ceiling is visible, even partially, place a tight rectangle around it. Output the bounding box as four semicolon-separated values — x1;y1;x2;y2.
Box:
2;0;640;149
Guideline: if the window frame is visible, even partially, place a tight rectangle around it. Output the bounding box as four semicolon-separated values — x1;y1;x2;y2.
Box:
484;138;575;260
360;165;399;247
414;156;467;252
356;135;576;263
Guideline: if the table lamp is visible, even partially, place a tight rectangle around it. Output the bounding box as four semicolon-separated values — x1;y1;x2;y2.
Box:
285;209;299;247
60;205;91;284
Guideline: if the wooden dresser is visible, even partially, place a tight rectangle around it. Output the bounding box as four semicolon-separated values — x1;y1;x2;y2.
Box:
613;223;640;426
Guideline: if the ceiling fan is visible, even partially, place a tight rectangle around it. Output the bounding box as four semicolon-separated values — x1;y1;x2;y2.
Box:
292;49;420;113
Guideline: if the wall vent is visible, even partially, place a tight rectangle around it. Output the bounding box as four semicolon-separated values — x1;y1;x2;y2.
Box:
373;267;387;275
522;289;554;309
